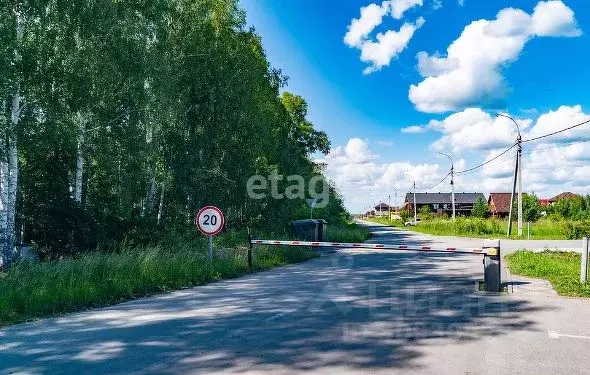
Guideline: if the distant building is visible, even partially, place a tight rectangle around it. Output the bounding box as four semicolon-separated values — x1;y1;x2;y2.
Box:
403;192;485;217
488;193;512;218
374;203;390;217
548;192;580;205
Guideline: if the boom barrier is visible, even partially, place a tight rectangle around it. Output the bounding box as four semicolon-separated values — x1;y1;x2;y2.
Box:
247;236;502;292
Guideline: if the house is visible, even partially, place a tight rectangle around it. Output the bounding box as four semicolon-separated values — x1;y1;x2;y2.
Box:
548;192;580;205
403;192;485;217
374;203;390;217
488;193;512;218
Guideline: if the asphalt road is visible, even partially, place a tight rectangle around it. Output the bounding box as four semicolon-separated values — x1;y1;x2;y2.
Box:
2;224;590;374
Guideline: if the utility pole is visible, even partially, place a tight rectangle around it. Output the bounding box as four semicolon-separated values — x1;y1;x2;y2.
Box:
438;152;455;221
497;113;523;237
413;181;417;223
388;194;391;221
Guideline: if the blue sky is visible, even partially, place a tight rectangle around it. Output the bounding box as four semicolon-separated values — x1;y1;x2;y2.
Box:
242;0;590;212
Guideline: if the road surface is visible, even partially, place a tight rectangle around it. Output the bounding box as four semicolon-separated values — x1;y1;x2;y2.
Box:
1;224;589;374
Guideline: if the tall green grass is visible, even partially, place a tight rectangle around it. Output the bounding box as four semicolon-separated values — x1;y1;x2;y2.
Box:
0;222;370;326
0;242;315;326
325;222;371;243
365;216;570;239
506;250;590;297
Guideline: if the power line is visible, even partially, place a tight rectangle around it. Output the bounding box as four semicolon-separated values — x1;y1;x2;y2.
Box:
455;143;518;175
522;118;590;143
418;172;451;191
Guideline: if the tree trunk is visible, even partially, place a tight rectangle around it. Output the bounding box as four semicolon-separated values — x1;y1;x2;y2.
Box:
74;111;87;203
146;164;157;214
0;128;8;268
157;180;165;225
3;4;24;269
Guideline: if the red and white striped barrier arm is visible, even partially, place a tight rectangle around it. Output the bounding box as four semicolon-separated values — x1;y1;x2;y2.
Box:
251;239;498;256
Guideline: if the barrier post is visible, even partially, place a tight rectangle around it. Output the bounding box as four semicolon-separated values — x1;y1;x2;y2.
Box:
483;239;501;292
581;236;588;284
247;228;253;273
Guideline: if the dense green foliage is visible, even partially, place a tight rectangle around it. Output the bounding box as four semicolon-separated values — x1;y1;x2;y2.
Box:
1;0;350;260
471;197;490;218
506;250;590;297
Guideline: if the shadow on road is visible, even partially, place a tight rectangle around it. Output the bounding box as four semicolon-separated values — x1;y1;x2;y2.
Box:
1;234;550;374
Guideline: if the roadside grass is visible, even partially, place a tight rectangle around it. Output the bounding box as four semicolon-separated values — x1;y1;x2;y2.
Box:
505;250;590;297
325;222;372;243
365;217;569;240
0;243;314;327
0;222;369;327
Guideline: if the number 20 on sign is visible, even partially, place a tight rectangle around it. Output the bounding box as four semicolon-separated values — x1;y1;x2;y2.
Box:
195;206;225;262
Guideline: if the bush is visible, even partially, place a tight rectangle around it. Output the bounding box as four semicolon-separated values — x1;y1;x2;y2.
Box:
472;198;490;218
564;220;590;239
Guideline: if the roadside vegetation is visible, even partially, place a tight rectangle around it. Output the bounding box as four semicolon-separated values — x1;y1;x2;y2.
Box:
326;222;372;243
506;251;590;297
0;222;370;327
0;1;374;327
365;194;590;240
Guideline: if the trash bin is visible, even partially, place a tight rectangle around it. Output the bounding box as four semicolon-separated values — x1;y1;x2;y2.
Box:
290;219;320;241
317;219;328;241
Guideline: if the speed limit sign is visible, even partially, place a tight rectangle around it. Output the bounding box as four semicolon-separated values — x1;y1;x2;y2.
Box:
196;206;224;263
195;206;225;236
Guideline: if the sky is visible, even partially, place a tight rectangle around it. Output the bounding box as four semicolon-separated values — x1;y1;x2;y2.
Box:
241;0;590;213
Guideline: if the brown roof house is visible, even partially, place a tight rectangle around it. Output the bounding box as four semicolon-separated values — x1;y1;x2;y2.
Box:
548;192;580;204
488;193;512;218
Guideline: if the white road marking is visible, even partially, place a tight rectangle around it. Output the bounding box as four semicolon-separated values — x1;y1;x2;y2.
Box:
548;330;590;340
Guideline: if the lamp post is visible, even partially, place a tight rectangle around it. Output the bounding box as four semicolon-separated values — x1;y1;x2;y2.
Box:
496;113;523;237
438;152;455;221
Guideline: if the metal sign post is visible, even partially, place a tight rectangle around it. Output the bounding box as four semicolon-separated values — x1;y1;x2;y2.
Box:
208;235;213;263
306;199;318;219
195;206;225;263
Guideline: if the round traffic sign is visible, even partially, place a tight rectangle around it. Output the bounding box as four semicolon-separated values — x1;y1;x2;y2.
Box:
195;206;225;236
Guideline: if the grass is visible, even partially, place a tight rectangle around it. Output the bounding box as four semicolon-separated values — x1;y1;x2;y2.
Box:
0;222;369;327
505;250;590;297
325;222;372;243
365;216;570;240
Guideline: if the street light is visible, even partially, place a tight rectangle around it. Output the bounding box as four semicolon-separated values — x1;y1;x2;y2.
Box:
437;152;455;221
496;113;523;237
404;171;417;223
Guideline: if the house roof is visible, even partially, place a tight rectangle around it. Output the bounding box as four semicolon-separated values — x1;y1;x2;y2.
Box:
374;203;390;210
488;193;512;213
548;192;579;202
404;192;485;205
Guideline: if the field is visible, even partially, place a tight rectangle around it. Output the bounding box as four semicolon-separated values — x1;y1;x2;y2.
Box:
505;250;590;297
365;216;570;240
0;223;370;327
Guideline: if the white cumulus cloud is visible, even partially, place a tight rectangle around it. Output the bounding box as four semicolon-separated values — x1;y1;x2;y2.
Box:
344;0;425;74
409;1;581;113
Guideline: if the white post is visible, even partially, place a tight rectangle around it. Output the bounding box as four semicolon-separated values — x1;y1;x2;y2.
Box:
208;235;213;263
581;237;588;284
450;166;456;221
527;222;531;240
